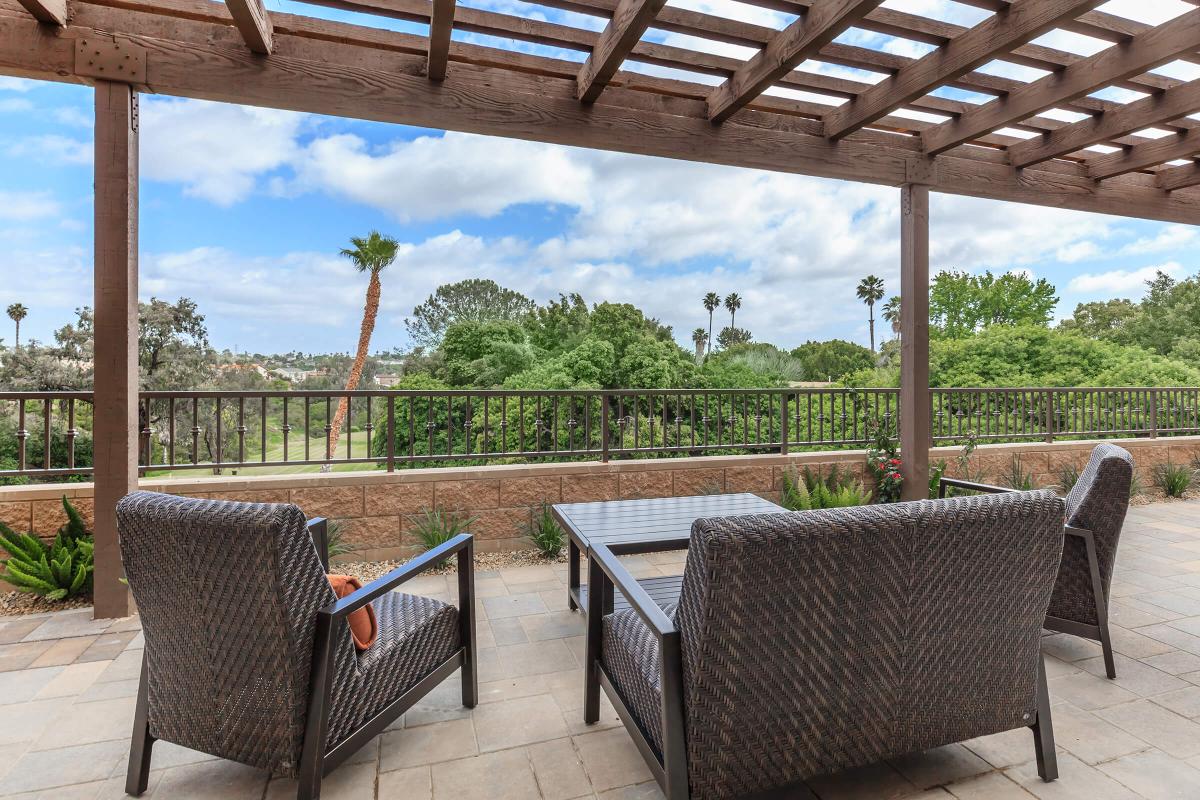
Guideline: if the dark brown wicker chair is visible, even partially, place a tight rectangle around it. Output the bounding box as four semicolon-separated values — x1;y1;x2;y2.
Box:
116;491;476;800
941;442;1134;679
585;490;1064;800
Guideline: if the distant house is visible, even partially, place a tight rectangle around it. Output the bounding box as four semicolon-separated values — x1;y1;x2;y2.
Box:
375;374;403;388
272;366;307;382
218;363;272;379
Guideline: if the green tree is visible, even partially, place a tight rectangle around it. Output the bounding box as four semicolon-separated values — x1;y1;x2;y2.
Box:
691;328;707;362
1122;271;1200;358
723;293;742;335
929;270;1058;337
1059;299;1139;342
525;293;589;353
791;339;875;382
406;279;535;348
855;275;885;352
716;326;752;350
328;231;399;464
702;292;721;356
441;320;533;386
882;295;900;340
6;303;26;348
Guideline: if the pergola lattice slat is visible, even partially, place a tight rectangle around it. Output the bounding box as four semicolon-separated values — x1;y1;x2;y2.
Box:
922;8;1200;155
225;0;272;54
577;0;668;103
16;0;65;24
1008;79;1200;168
822;0;1103;141
1157;160;1200;191
426;0;455;80
706;0;883;124
1090;129;1200;180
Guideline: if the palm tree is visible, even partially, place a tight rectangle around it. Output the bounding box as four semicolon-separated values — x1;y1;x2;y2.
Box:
724;293;742;332
856;275;885;352
325;231;400;468
882;295;901;340
6;303;26;348
691;328;707;362
702;292;720;356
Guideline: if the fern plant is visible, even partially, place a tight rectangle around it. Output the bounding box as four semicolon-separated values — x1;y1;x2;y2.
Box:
780;468;811;511
0;496;94;600
524;503;565;558
928;460;947;500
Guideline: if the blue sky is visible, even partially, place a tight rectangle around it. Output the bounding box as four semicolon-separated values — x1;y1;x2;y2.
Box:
1;0;1198;358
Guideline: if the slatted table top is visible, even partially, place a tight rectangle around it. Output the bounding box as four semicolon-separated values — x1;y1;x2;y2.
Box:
553;492;785;551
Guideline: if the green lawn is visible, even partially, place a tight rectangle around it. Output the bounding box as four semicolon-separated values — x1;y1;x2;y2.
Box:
145;430;379;478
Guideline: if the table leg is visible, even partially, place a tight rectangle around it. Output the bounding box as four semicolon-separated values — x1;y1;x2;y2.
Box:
568;537;580;611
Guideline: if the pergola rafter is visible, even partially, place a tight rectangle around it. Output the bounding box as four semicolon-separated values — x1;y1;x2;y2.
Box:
922;8;1200;156
822;0;1104;141
15;0;64;24
5;0;1200;616
706;0;883;124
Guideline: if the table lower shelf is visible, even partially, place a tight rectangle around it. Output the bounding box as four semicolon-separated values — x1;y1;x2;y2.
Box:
572;574;684;617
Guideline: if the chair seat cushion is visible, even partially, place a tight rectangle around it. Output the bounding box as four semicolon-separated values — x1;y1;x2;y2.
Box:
330;591;461;744
601;603;677;759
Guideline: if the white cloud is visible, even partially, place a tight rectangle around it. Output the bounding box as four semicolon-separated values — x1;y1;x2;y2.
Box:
0;77;35;92
1056;241;1102;263
1117;225;1197;255
287;132;592;221
0;98;32;113
139;98;302;205
1067;262;1183;294
0;190;60;221
7;135;92;165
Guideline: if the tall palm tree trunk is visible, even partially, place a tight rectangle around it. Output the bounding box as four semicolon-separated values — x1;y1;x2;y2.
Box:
13;320;19;348
868;304;875;352
327;271;381;464
706;311;714;356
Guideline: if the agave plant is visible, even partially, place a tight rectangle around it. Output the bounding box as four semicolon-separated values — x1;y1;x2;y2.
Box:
0;497;94;600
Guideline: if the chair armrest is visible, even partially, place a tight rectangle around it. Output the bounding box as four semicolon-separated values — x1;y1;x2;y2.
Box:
938;477;1013;498
322;533;473;618
589;543;677;640
606;538;689;557
308;517;330;572
1065;524;1093;541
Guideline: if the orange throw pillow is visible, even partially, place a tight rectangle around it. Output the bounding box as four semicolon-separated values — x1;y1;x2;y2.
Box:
327;574;378;651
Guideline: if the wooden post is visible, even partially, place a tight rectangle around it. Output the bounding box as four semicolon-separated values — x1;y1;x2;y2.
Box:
899;184;930;502
92;81;138;619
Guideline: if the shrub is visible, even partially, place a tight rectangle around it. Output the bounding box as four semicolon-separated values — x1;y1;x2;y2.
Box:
1056;462;1081;495
324;519;353;559
1153;460;1194;498
1001;454;1035;491
865;421;902;504
524;503;565;558
928;460;947;499
409;509;476;564
1130;471;1144;499
0;496;94;600
780;468;811;511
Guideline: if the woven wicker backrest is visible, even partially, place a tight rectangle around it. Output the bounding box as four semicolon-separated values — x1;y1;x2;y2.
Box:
675;490;1064;800
117;491;349;776
1055;443;1134;624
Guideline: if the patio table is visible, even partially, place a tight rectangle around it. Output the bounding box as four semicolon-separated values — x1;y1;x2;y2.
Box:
552;492;784;617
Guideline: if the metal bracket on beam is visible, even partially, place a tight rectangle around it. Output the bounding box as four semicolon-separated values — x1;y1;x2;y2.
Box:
904;157;938;185
75;37;147;84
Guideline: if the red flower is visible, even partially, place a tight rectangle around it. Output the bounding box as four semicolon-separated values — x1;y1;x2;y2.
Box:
890;458;901;465
890;472;901;479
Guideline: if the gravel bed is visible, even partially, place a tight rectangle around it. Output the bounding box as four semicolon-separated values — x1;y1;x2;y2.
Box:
0;591;92;618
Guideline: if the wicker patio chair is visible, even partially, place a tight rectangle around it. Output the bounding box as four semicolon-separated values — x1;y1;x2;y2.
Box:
940;442;1134;679
116;491;477;800
584;490;1064;800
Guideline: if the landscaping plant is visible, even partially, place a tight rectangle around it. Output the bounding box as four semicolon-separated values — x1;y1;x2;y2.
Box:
865;421;902;503
1001;454;1035;491
0;496;94;601
1153;460;1194;498
780;468;812;511
324;519;353;559
525;503;565;558
928;460;947;500
1056;462;1081;495
409;508;476;565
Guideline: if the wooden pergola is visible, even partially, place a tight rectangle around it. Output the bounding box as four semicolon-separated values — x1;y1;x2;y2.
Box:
4;0;1200;616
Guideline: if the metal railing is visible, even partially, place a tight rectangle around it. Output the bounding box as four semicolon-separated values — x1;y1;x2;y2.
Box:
1;387;1198;479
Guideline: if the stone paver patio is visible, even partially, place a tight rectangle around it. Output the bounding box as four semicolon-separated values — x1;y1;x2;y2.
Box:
1;501;1200;799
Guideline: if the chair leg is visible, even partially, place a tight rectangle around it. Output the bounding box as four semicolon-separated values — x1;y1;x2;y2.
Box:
458;542;478;709
125;657;155;796
1082;530;1117;680
584;555;605;724
1031;657;1058;782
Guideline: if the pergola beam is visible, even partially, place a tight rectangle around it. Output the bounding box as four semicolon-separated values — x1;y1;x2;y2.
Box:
1090;129;1200;180
426;0;455;80
1008;79;1200;168
706;0;883;124
225;0;272;54
577;0;668;103
923;8;1200;155
823;0;1101;141
16;0;65;23
6;0;1200;224
1157;160;1200;191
